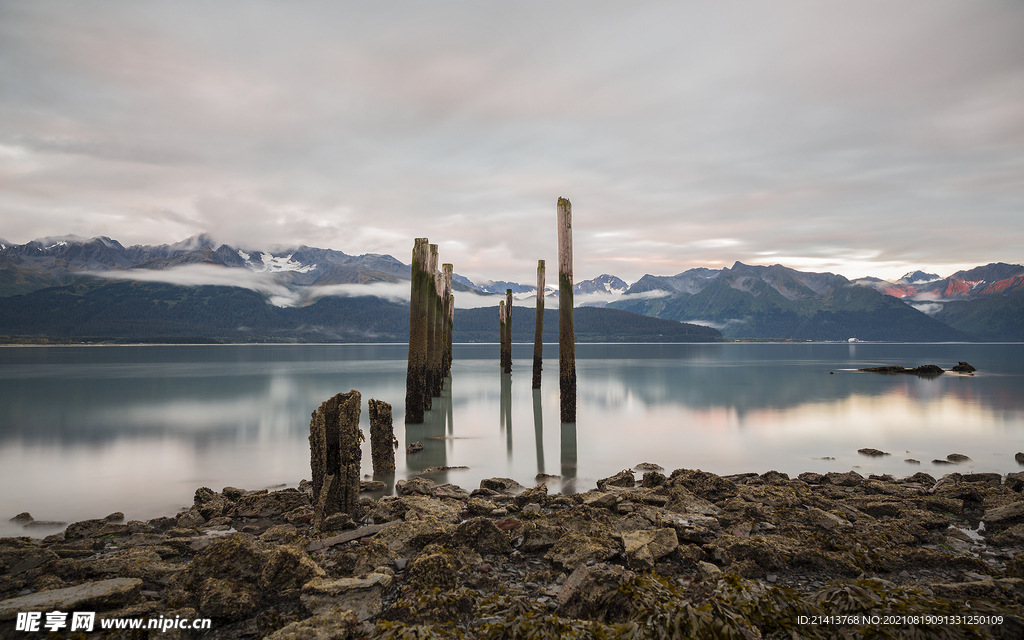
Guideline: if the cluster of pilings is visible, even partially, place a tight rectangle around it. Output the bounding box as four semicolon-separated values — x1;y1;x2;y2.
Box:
405;238;455;424
309;392;397;530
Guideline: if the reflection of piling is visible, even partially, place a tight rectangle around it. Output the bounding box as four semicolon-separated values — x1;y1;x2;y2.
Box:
424;244;440;408
501;370;513;459
557;197;577;423
560;421;577;494
369;398;395;476
309;390;362;528
441;264;454;380
533;388;545;475
405;238;430;423
532;260;545;389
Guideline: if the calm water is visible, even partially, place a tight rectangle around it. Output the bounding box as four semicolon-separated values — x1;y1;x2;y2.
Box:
2;342;1023;538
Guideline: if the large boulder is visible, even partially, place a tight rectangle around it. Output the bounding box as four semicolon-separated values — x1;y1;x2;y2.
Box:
448;517;512;555
373;519;453;557
301;574;392;621
667;469;738;503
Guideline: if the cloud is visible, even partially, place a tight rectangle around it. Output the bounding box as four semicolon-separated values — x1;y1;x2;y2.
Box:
89;264;301;306
2;2;1022;285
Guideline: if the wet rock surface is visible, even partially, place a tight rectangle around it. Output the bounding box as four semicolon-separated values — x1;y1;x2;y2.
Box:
3;469;1023;639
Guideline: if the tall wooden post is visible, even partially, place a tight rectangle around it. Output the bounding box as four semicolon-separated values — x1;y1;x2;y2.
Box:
499;300;508;372
532;260;545;389
405;238;430;424
309;390;362;529
557;197;576;423
424;244;439;409
446;293;455;378
503;289;513;373
441;264;454;380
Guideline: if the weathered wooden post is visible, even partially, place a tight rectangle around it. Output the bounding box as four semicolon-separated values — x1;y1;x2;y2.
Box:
441;264;454;380
309;390;362;528
504;289;513;373
405;238;430;423
532;260;545;389
445;293;455;378
424;244;440;408
499;299;508;372
369;398;395;476
557;197;577;423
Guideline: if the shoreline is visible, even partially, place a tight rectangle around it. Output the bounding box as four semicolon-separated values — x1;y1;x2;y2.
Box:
3;466;1023;638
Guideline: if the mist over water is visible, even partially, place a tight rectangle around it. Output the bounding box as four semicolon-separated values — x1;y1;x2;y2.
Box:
2;342;1023;538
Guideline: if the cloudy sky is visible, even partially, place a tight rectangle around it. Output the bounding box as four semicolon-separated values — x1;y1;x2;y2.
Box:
1;1;1022;285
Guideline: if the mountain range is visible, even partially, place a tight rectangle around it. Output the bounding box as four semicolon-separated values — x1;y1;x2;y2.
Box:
1;234;1021;341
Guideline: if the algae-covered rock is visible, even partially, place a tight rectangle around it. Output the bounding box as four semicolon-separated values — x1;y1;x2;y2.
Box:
266;609;359;640
260;544;325;597
373;518;453;557
449;517;512;555
596;469;635;491
546;531;618;570
301;574;392;621
621;528;678;570
668;468;738;502
556;562;635;620
408;548;457;591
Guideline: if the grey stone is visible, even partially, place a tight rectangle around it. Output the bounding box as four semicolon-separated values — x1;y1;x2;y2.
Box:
301;573;392;621
0;578;142;621
621;528;679;570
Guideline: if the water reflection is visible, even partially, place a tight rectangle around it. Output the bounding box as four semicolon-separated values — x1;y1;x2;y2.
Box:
2;343;1023;538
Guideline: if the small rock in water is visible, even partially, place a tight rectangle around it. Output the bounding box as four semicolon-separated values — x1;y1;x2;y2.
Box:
1015;452;1024;464
406;441;424;454
905;459;921;464
9;512;33;523
858;448;890;457
946;453;971;463
633;462;664;472
951;361;977;373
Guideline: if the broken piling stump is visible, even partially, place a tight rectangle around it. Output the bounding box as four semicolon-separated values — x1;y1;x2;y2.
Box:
405;238;430;424
441;263;454;381
499;300;509;373
424;244;440;408
369;398;396;476
557;197;577;423
309;390;362;529
533;259;545;389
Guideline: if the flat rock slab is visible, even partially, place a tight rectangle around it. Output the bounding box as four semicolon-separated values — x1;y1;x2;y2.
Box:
307;521;399;552
301;573;393;621
0;578;142;621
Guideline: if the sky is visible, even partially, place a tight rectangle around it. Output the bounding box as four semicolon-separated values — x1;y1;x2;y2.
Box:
1;1;1022;286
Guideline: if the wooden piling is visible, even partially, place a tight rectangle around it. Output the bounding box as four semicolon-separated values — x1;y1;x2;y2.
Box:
533;260;545;389
309;390;362;528
441;264;454;380
405;238;430;424
504;289;513;373
446;293;455;378
369;398;396;476
557;197;576;423
424;244;439;409
499;300;508;372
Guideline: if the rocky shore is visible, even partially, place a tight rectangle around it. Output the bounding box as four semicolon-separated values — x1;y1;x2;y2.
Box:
3;466;1024;639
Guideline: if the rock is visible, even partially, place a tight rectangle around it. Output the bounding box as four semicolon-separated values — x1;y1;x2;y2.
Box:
759;470;790;483
0;578;142;621
467;497;497;516
1006;472;1024;492
231;489;309;519
260;544;325;596
222;486;245;500
696;561;722;581
396;476;437;496
983;501;1024;524
667;469;738;502
962;472;1001;486
449;517;513;555
479;477;526;494
858;448;890;457
556;562;635;620
512;483;548;508
177;509;206;529
63;518;107;540
360;480;387;492
621;528;679;570
596;469;635;490
301;574;392;621
825;471;864;487
583;492;619;510
103;511;125;522
374;519;453;557
807;507;847;530
664;486;719;515
905;459;920;464
320;512;355;531
77;548;180;582
166;535;267;615
259;524;299;544
946;453;972;463
859;364;944;375
193;487;228;520
546;531;617;570
407;549;457;590
265;609;359;640
797;472;826;484
1016;452;1024;464
368;494;462;525
199;576;258;620
406;441;424;454
634;462;664;472
951;361;977;372
641;471;667;488
8;512;33;524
